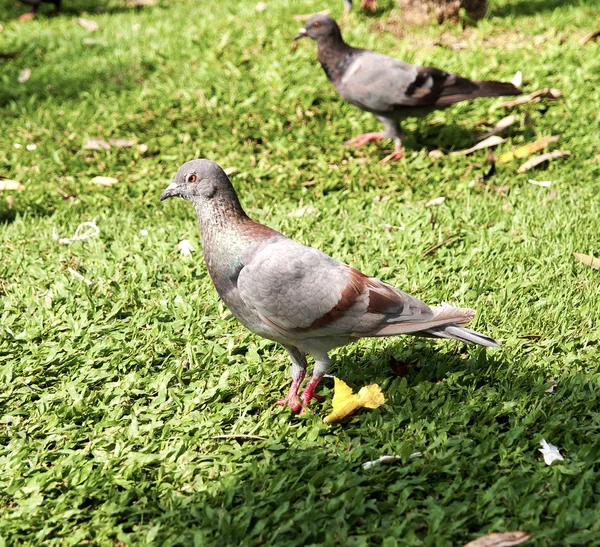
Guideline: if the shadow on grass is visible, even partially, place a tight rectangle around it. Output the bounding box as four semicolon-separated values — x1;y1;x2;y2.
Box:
489;0;587;18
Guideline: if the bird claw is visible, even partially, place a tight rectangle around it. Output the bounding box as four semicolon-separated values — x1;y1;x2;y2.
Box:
18;12;36;21
277;397;302;412
346;132;385;149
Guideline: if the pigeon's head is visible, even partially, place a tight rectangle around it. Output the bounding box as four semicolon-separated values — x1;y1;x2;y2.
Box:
160;159;242;212
294;14;342;43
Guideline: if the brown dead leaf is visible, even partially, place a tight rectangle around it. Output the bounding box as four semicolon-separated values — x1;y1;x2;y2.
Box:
108;138;135;148
499;88;561;108
518;334;542;340
463;531;532;547
425;197;445;207
573;253;600;270
293;9;329;21
84;137;111;151
78;18;99;32
489;184;510;193
389;357;416;376
452;136;505;156
477;115;516;141
90;176;118;187
580;29;600;45
517;150;570;173
498;136;559;163
0;178;25;191
429;150;444;159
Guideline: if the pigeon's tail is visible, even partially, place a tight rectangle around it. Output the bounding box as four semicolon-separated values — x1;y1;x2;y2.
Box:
418;304;499;347
472;80;522;99
420;324;500;348
436;76;522;106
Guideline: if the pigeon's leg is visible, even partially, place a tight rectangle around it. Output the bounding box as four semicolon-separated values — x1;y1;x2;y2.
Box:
277;346;306;412
300;355;330;409
346;132;386;149
18;9;37;21
342;0;353;16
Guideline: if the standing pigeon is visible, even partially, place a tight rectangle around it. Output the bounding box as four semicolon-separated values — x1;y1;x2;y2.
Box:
294;14;522;160
160;160;499;412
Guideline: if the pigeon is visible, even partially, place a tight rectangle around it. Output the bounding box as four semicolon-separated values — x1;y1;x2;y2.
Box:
160;159;499;412
294;14;522;160
342;0;377;16
17;0;61;21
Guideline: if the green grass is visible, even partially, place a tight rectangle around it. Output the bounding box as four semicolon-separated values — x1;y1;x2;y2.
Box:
1;0;600;544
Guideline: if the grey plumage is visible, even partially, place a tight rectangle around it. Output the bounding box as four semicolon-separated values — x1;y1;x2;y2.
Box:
295;14;522;159
160;159;499;412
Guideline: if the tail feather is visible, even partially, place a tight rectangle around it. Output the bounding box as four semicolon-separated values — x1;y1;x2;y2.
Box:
436;76;522;106
420;324;500;348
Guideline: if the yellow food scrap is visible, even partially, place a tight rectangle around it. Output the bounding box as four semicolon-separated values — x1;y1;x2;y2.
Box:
323;377;385;423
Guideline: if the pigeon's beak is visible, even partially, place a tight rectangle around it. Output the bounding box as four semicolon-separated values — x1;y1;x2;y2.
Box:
159;181;179;201
294;27;308;40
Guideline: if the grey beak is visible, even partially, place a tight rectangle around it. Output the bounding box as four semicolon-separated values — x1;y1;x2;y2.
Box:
294;28;308;40
159;181;179;201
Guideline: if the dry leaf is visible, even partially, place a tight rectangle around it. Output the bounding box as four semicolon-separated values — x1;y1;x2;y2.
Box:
425;197;445;207
128;0;157;6
545;377;557;393
511;71;523;88
528;179;552;187
428;150;444;158
18;68;31;84
177;239;194;256
255;2;267;11
517;150;570;173
580;29;600;45
108;138;135;148
223;167;238;176
594;154;600;163
499;88;561;108
137;143;148;154
90;176;118;186
463;531;532;547
68;267;92;286
288;205;318;217
539;439;564;465
293;9;330;21
477;115;516;141
84;137;111;150
547;189;557;201
78;18;99;32
573;253;600;269
498;136;559;163
389;357;415;376
0;178;25;191
452;136;505;156
323;377;384;423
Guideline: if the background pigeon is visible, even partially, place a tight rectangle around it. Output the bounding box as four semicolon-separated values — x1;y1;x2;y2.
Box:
160;159;499;412
295;14;522;159
342;0;377;16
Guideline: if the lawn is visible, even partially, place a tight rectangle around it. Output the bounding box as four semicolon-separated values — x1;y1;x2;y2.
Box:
1;0;600;544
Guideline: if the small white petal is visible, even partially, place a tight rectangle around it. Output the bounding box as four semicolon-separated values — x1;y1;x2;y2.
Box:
177;239;195;256
539;439;564;465
26;143;37;151
140;229;149;236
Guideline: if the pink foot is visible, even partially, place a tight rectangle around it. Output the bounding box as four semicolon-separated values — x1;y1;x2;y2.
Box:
347;132;385;149
18;12;36;21
300;376;324;408
277;377;303;412
381;142;405;163
361;0;377;12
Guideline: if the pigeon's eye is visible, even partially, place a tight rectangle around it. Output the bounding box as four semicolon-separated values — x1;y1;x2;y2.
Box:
187;174;197;183
313;21;321;28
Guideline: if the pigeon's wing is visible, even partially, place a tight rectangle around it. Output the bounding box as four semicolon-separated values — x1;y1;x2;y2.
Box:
237;239;435;339
337;51;481;111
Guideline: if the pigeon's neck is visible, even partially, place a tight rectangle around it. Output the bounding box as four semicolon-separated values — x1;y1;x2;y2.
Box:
193;199;279;297
316;38;356;84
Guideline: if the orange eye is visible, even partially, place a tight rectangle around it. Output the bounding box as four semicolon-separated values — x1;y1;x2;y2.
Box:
313;21;321;28
187;174;197;183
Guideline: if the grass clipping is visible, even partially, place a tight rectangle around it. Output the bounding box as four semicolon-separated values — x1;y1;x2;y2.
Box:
324;378;385;423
